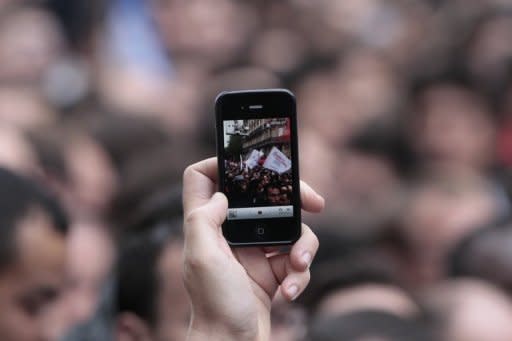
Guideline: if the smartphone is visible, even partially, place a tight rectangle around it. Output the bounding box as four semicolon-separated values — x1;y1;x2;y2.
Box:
215;89;301;246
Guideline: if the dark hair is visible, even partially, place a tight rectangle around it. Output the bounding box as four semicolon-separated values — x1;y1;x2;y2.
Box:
115;180;183;323
26;127;70;184
83;113;172;175
299;255;401;315
309;310;434;341
0;168;68;271
345;117;417;177
115;216;183;325
45;0;106;52
298;227;406;314
447;216;512;290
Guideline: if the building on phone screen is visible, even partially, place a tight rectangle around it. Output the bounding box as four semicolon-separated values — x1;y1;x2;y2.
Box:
236;118;291;158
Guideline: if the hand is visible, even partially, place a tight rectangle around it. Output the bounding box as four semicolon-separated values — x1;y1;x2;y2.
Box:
182;158;324;341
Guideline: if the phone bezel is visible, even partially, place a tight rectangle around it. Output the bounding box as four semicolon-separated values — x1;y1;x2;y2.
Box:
215;89;302;247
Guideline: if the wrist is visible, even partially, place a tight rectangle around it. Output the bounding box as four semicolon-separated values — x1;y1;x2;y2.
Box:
187;311;267;341
188;325;239;341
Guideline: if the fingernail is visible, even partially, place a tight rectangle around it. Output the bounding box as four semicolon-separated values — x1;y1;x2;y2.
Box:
212;192;226;203
301;251;312;267
318;194;325;204
287;284;299;300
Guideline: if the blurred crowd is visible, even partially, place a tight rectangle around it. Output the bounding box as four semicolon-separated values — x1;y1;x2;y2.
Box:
224;162;293;206
1;0;512;340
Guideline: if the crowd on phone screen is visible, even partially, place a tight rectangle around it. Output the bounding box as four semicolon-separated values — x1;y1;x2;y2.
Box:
224;160;293;206
1;0;512;340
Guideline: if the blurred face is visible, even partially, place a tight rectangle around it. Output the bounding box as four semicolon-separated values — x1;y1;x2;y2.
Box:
0;209;66;341
65;221;113;320
402;180;499;285
249;28;308;74
267;187;281;204
42;220;114;340
0;8;63;82
335;51;399;122
315;284;419;319
414;85;496;171
297;72;356;144
468;15;512;83
154;241;189;341
425;280;512;341
151;0;256;67
65;136;118;217
298;51;398;147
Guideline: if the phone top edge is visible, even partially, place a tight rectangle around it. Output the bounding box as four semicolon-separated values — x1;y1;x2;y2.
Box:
215;88;295;102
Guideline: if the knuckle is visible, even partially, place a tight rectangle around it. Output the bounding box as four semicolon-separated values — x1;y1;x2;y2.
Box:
183;164;195;180
184;207;205;225
185;206;219;229
184;250;209;274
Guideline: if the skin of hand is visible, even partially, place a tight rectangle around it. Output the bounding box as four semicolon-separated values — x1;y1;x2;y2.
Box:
182;158;324;341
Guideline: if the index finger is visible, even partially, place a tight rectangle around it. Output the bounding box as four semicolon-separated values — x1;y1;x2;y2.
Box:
182;157;218;215
300;180;325;213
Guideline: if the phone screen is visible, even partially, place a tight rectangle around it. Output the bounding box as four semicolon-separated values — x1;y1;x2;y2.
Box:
216;89;301;246
222;118;294;220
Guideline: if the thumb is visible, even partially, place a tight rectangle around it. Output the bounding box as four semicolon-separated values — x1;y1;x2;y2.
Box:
183;192;228;243
204;192;228;227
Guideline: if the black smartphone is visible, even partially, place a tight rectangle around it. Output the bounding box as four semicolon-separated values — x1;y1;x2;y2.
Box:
215;89;301;246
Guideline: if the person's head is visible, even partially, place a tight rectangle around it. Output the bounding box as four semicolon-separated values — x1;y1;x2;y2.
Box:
399;174;505;286
238;180;248;192
151;0;258;69
0;167;68;341
448;218;512;293
300;233;418;321
63;131;118;218
464;10;512;102
314;283;420;321
54;219;114;339
410;79;497;172
0;4;64;82
422;279;512;341
308;310;433;341
108;146;188;230
115;221;188;341
267;186;281;204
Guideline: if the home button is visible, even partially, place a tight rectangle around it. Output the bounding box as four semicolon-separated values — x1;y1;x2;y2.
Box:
256;226;265;235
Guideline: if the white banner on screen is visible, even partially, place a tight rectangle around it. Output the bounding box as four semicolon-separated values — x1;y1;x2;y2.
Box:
263;147;291;174
227;206;293;220
245;149;262;169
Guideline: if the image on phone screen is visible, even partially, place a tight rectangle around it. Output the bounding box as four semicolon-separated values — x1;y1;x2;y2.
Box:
222;118;294;221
